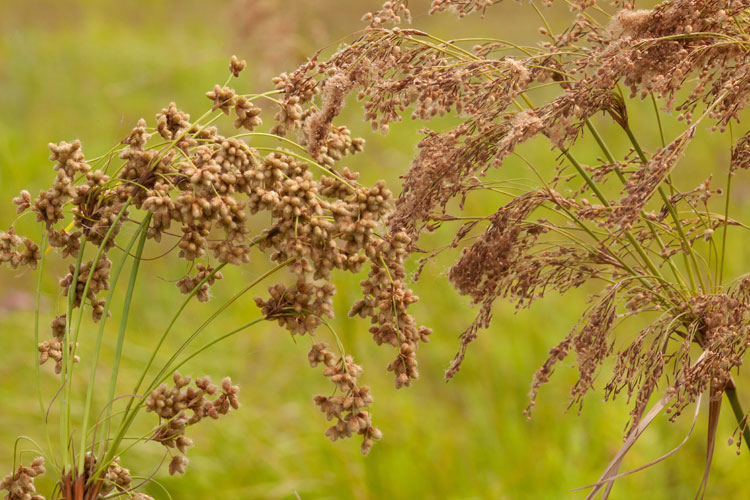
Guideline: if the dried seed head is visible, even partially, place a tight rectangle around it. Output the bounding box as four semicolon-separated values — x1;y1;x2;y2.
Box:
229;55;247;77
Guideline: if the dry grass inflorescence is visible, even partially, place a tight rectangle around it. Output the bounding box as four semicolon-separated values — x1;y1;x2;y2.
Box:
274;0;750;496
3;0;750;497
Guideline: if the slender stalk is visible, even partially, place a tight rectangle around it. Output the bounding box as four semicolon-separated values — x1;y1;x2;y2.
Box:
62;200;131;472
79;213;151;470
585;119;689;294
96;257;294;479
60;235;87;472
33;232;58;473
622;125;706;294
146;257;296;394
151;318;264;389
725;385;750;454
650;94;667;149
117;262;227;427
719;126;734;288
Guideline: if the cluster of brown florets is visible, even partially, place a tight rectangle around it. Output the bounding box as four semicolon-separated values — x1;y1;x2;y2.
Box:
308;343;382;454
145;372;240;475
37;314;80;374
0;457;45;500
0;51;437;489
176;264;224;302
0;228;40;270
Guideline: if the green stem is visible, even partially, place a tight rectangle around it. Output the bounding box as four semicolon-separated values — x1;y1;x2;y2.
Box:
622;125;705;294
60;235;87;471
118;262;227;426
98;257;293;477
719;128;734;288
585;119;689;294
146;257;295;393
78;213;151;469
725;385;750;454
152;318;264;388
33;232;58;473
65;200;132;470
561;149;665;283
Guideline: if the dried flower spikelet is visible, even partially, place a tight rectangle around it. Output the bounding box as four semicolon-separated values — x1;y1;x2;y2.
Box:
168;455;189;476
430;0;495;17
38;338;80;374
156;102;191;141
59;256;113;321
304;72;354;160
271;96;304;136
234;96;263;131
229;55;246;77
12;190;31;213
731;134;750;171
176;264;224;302
147;372;238;475
362;0;411;27
607;9;652;38
351;232;430;387
206;85;237;115
0;229;41;270
309;343;381;454
0;457;45;500
93;456;133;496
47;228;82;258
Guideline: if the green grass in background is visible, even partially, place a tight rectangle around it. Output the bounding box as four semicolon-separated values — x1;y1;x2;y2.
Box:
1;1;750;499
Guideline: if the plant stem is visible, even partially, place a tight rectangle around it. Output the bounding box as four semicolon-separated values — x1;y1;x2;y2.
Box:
719;127;734;288
33;232;59;474
584;119;689;295
622;125;706;294
152;318;264;388
60;236;87;472
78;213;151;469
96;257;293;479
725;384;750;454
146;257;296;394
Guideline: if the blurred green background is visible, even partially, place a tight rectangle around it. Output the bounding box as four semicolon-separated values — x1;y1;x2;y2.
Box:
1;1;750;499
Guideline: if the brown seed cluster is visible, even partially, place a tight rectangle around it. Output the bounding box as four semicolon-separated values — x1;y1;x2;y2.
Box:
0;228;40;270
38;314;81;374
176;264;224;302
350;232;432;388
59;256;112;322
145;372;240;475
2;53;425;464
0;457;45;500
309;343;382;455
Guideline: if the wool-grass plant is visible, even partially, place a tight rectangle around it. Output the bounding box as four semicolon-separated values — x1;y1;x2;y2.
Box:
273;0;750;497
4;0;750;498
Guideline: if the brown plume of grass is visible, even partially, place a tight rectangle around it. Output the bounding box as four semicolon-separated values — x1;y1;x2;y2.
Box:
271;0;750;496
